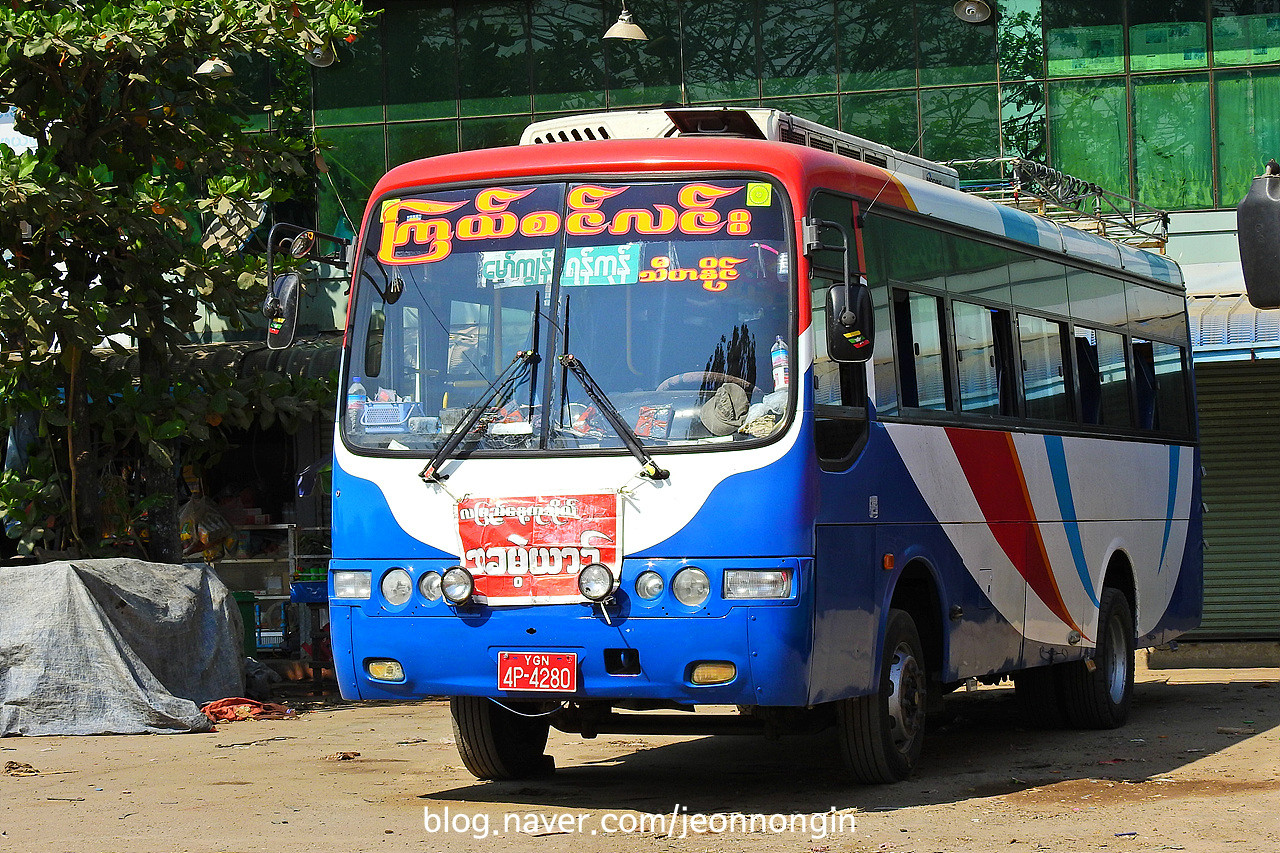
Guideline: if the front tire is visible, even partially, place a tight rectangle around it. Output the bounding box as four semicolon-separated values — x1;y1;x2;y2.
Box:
837;609;928;783
449;697;554;780
1060;588;1135;729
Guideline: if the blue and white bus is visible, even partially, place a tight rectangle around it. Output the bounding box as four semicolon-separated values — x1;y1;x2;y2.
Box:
313;108;1201;783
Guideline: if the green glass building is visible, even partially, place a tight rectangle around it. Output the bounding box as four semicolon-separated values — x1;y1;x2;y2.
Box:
291;1;1277;639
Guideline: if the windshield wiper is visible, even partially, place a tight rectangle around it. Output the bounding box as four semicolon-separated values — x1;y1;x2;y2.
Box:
558;354;669;481
420;350;538;483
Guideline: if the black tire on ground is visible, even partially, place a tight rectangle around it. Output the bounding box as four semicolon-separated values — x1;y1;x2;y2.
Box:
1013;664;1067;729
1059;587;1135;729
837;608;928;784
449;696;554;780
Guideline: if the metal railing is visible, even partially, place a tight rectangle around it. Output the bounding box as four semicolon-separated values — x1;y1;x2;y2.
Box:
947;157;1170;252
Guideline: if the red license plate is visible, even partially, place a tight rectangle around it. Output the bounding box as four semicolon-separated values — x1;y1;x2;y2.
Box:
497;652;578;693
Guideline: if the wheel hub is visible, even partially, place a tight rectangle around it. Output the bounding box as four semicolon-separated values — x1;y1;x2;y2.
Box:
886;643;925;751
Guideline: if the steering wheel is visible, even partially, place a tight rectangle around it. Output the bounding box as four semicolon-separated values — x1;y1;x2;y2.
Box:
656;371;758;396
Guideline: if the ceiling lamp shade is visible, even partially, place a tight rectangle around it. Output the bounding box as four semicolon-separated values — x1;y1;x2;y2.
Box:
604;2;648;41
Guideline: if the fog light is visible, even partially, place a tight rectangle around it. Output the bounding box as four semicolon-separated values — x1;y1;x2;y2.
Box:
381;568;412;606
367;659;405;681
578;562;616;601
691;661;736;685
418;571;442;601
672;567;710;607
723;569;791;599
634;570;664;600
333;570;371;599
441;566;474;604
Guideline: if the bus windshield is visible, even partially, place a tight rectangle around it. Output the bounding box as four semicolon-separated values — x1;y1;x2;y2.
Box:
345;178;792;455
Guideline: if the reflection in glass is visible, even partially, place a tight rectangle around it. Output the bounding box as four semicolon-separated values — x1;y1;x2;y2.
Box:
1019;314;1070;421
1045;0;1124;77
316;125;386;237
313;33;384;126
682;0;759;102
388;121;458;168
1215;69;1280;208
921;85;999;166
952;300;1003;415
1128;0;1208;72
1075;326;1130;428
761;0;837;96
457;1;532;117
386;2;458;122
841;91;920;153
1048;78;1129;197
1127;283;1189;343
918;1;997;86
1133;74;1213;209
894;290;949;411
998;0;1047;160
1068;269;1127;328
762;96;838;127
1009;257;1069;317
838;0;917;92
1212;0;1280;67
460;116;529;150
532;0;606;112
605;0;682;107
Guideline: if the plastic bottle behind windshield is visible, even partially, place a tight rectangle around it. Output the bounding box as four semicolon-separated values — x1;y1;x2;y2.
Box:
771;336;789;391
346;376;367;434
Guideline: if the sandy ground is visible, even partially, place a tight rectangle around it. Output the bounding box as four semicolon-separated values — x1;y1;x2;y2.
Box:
3;658;1279;853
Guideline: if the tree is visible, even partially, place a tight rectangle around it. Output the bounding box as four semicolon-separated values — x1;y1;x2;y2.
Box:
0;1;372;560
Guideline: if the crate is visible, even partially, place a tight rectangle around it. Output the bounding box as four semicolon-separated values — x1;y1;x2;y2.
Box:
361;401;423;433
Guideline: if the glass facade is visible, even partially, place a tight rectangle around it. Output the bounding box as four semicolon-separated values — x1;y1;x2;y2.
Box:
306;1;1280;233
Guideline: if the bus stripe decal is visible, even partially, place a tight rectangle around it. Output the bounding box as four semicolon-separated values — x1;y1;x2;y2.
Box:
945;428;1085;636
1044;434;1100;608
1158;444;1181;573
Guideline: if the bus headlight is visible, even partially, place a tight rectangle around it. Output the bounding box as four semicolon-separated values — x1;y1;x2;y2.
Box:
418;571;442;602
441;566;474;605
672;567;710;607
578;562;616;601
381;568;413;606
723;569;791;599
333;570;371;599
634;570;664;600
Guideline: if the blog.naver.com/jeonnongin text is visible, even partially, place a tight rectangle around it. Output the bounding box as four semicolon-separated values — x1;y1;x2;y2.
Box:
423;804;857;841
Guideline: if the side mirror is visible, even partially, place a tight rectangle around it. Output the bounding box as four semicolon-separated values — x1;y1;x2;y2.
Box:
826;280;874;363
1238;172;1280;308
265;272;301;350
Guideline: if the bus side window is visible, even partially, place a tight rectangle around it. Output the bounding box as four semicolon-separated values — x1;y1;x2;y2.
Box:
894;289;950;411
1075;326;1131;428
953;300;1015;417
1132;340;1158;430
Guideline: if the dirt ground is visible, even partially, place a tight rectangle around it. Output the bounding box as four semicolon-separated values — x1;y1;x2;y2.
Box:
3;657;1279;853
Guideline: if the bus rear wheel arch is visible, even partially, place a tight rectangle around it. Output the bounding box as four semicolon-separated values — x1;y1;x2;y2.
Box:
449;696;556;780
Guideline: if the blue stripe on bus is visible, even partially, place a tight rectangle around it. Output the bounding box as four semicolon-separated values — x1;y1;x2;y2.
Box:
997;205;1042;248
1044;434;1100;609
1158;444;1181;573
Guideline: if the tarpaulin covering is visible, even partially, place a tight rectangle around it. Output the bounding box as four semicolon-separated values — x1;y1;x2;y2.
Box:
0;559;245;735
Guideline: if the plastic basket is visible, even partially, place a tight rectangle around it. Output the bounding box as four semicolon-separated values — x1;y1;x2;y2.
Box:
361;401;422;433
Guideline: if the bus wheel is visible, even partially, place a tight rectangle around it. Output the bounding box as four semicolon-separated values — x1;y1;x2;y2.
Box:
1060;588;1134;729
837;608;927;783
449;696;554;780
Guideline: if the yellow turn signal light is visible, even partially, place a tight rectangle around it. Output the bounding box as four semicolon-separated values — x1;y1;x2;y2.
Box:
690;661;736;685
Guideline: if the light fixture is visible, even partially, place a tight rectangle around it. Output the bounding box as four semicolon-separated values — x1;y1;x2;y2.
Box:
604;1;648;41
953;0;992;23
305;43;336;68
194;57;234;80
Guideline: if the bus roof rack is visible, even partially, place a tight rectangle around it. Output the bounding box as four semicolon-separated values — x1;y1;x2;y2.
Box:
949;157;1170;252
520;107;961;190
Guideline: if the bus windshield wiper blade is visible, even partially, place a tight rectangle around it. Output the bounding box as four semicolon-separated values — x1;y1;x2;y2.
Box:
558;354;669;481
420;350;538;483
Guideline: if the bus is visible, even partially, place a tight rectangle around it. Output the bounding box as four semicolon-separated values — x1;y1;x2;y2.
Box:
303;108;1201;784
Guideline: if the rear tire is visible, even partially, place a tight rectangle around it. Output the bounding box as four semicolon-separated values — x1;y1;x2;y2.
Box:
449;697;554;780
837;609;927;783
1060;588;1134;729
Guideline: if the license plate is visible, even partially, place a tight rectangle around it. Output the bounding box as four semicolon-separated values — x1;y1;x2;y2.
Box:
497;652;578;693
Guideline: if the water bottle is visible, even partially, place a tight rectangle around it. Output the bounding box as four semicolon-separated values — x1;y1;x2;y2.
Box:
771;336;789;391
346;376;367;434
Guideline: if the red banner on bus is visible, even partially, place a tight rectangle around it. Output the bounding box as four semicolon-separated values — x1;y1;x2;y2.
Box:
455;494;620;605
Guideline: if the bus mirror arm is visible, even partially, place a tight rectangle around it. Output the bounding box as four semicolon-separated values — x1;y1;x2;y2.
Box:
264;222;352;350
805;217;874;363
